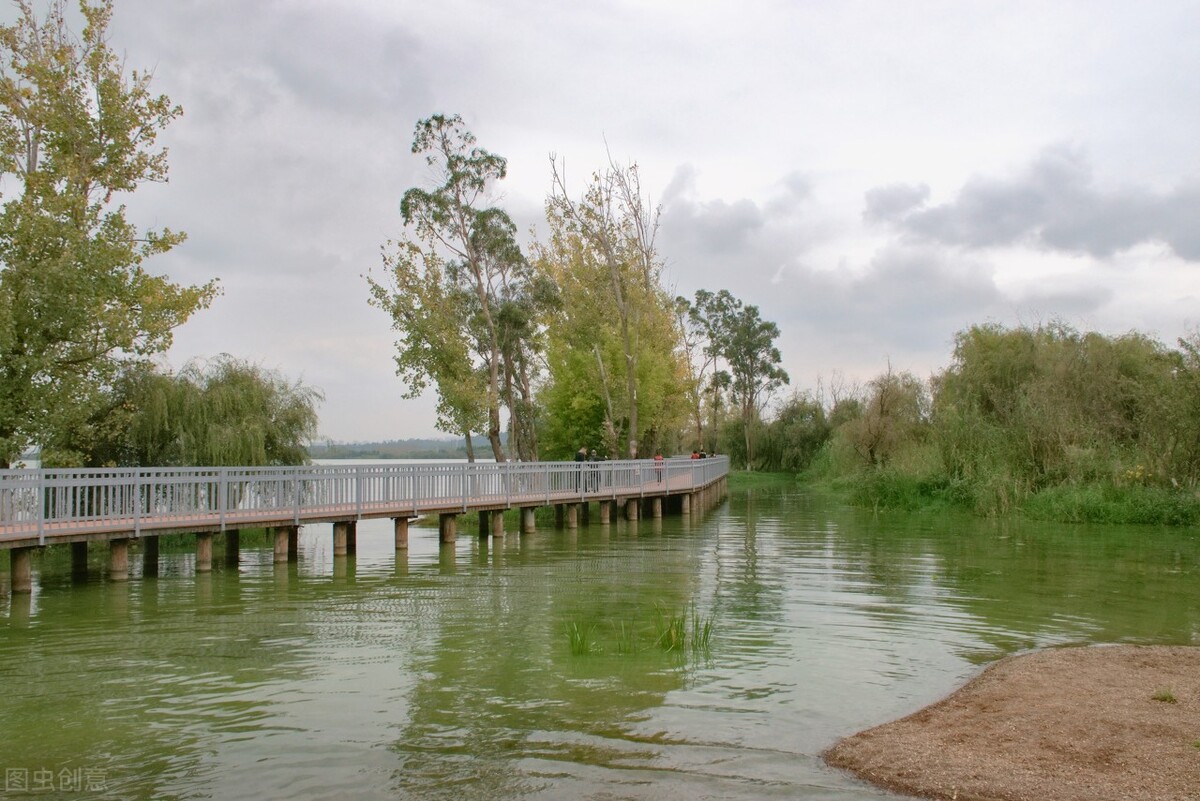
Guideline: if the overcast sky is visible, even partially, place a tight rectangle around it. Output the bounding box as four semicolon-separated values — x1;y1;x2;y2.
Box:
51;0;1200;441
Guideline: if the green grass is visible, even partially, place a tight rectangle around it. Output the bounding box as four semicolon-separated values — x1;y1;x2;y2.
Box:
654;605;688;652
611;620;640;655
564;604;715;658
1022;484;1200;526
690;608;714;652
565;621;598;656
1151;688;1178;704
819;462;1200;527
727;471;797;491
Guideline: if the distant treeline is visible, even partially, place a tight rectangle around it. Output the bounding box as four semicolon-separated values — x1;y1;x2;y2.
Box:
309;436;499;460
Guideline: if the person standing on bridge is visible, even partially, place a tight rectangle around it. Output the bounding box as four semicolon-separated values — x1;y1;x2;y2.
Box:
575;446;587;490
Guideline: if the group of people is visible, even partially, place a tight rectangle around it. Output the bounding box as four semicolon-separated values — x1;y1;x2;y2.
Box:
572;446;670;490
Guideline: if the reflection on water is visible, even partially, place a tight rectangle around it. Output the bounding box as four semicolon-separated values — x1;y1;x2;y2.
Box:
1;486;1197;799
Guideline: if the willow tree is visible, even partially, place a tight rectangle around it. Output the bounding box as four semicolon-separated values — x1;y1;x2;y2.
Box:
370;115;539;461
58;355;322;468
537;158;688;458
0;0;217;466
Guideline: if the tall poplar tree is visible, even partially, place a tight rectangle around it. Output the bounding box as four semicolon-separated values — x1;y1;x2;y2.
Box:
0;0;217;466
538;158;688;458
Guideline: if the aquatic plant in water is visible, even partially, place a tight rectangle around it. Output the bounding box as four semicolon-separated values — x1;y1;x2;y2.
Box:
565;604;714;657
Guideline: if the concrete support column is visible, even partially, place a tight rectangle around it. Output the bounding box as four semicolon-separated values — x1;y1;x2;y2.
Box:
224;530;240;567
598;500;611;524
651;497;663;518
346;521;357;555
681;493;691;514
273;528;289;564
520;507;536;534
625;498;640;521
439;513;457;543
393;517;410;549
491;510;505;538
109;538;130;581
288;526;299;562
71;541;88;577
478;510;490;538
333;521;350;557
566;503;579;529
196;532;213;573
10;547;33;594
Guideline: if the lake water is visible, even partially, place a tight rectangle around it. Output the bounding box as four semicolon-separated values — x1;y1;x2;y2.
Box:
1;482;1197;799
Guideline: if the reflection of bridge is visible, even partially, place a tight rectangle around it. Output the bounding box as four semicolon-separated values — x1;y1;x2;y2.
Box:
1;458;729;593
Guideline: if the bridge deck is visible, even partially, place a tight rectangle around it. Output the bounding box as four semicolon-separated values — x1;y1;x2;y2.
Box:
0;458;727;549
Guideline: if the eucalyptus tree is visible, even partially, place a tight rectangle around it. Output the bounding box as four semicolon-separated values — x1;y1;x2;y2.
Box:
675;289;726;451
688;290;788;467
369;114;539;462
0;0;217;466
544;157;685;457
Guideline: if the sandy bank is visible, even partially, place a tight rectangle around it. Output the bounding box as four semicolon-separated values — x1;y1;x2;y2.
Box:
824;645;1200;801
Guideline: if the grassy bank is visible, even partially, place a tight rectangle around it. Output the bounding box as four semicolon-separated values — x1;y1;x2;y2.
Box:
810;465;1200;526
727;470;800;491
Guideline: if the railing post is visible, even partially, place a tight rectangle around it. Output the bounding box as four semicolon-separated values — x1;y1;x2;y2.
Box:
36;469;45;546
133;471;142;539
355;464;363;520
293;466;301;526
219;467;228;532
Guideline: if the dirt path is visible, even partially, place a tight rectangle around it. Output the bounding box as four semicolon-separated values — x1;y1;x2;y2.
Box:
823;645;1200;801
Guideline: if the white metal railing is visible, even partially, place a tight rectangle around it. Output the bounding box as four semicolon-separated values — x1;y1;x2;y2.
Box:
0;457;729;544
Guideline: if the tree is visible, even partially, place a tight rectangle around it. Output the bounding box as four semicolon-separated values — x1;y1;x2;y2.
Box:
0;0;217;466
369;242;488;459
674;291;722;450
844;365;928;468
57;355;322;468
536;158;688;458
690;290;788;467
758;391;831;472
370;114;538;462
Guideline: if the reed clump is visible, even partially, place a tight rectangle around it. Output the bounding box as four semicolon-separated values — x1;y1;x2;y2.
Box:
563;603;714;658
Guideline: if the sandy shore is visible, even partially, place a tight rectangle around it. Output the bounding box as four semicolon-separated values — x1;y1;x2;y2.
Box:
823;645;1200;801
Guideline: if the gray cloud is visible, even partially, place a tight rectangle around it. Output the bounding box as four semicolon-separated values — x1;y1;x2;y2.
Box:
872;145;1200;261
863;182;930;224
660;165;821;290
14;0;1195;441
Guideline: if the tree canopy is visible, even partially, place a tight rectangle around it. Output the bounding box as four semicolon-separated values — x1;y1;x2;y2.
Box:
59;355;322;468
536;159;689;458
370;114;545;461
0;0;217;466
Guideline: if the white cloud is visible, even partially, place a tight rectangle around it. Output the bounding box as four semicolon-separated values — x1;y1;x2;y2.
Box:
19;0;1196;440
